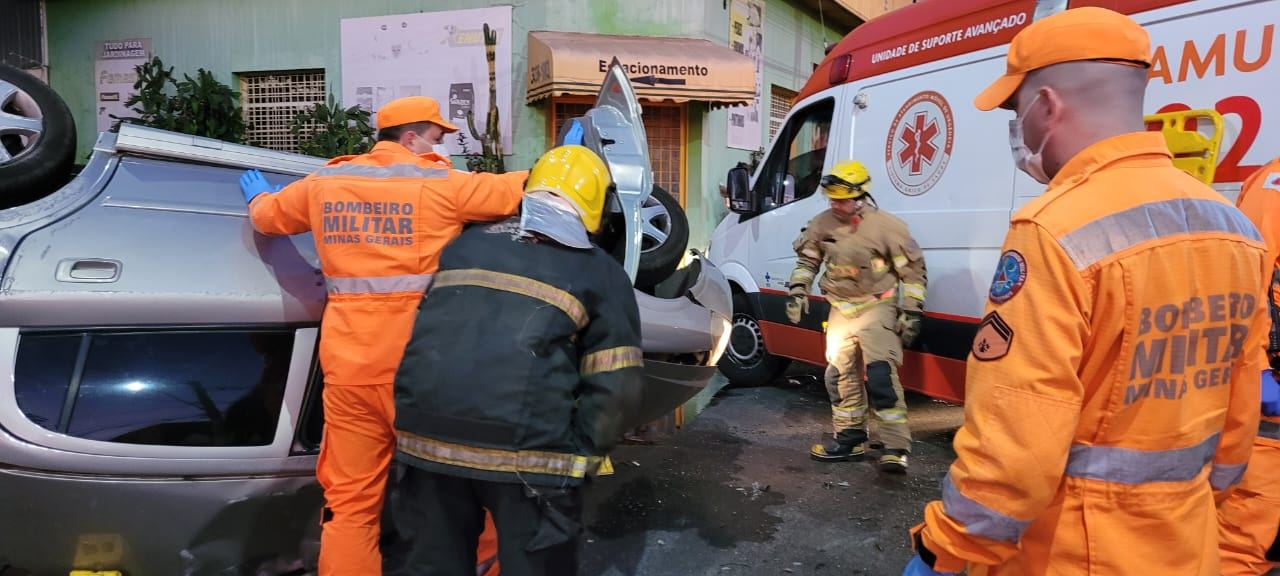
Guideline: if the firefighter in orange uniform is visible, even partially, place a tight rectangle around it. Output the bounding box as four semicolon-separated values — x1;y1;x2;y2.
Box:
903;8;1268;576
1220;156;1280;575
787;160;927;473
239;96;526;575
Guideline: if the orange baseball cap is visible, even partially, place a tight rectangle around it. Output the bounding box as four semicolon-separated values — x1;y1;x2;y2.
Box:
974;7;1151;111
375;96;459;132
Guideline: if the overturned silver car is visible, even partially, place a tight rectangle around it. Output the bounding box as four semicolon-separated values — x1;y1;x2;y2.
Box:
0;61;729;574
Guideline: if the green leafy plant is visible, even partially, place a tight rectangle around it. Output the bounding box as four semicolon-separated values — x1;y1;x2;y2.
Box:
290;94;374;158
748;148;765;172
465;23;505;173
118;57;179;132
172;69;246;142
116;56;246;143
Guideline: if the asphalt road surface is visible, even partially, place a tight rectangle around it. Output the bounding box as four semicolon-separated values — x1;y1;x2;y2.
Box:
579;369;965;576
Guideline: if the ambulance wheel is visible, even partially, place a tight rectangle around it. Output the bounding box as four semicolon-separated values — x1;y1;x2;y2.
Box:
0;62;76;209
634;185;689;288
719;292;790;387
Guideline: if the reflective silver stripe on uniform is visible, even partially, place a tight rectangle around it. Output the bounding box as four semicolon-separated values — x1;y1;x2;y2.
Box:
1261;420;1280;441
879;408;907;422
397;430;597;478
903;283;927;301
1063;432;1218;485
893;255;910;269
315;163;448;179
941;472;1030;542
832;406;865;418
325;273;435;294
1210;462;1247;491
1057;198;1263;270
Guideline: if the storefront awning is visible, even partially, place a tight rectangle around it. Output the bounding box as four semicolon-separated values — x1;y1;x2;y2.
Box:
527;31;757;107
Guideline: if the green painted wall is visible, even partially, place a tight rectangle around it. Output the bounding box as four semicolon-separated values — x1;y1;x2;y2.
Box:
46;0;704;165
690;0;844;251
46;0;842;247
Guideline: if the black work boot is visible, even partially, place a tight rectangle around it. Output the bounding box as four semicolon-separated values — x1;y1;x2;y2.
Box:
879;449;908;474
810;441;865;462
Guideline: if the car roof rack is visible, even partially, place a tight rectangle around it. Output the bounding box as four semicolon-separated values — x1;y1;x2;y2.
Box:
113;124;327;176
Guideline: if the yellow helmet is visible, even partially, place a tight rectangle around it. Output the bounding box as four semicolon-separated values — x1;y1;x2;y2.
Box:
820;160;872;200
525;145;612;233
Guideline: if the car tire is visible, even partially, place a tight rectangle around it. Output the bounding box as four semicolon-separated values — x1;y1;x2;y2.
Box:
0;62;77;209
633;184;689;288
718;292;790;387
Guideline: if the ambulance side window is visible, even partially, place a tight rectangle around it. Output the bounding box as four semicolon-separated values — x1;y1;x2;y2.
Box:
755;98;835;212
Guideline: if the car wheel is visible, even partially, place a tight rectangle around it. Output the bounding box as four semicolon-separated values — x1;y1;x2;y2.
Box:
0;62;76;209
633;184;689;288
718;292;790;387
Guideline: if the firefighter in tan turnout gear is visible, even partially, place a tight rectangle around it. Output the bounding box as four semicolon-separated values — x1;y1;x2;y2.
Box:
787;160;927;473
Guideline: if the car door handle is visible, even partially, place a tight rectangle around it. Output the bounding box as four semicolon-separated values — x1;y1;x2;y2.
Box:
55;259;122;283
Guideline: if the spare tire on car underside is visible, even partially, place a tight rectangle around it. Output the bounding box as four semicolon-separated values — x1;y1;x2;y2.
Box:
0;62;77;209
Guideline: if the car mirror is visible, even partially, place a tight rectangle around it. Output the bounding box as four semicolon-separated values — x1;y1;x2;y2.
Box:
726;165;756;214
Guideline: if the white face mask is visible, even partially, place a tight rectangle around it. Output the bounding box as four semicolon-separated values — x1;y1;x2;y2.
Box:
1008;94;1052;185
431;143;451;158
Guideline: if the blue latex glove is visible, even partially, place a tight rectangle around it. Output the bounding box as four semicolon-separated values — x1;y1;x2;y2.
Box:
562;118;584;146
1262;370;1280;417
903;555;954;576
239;169;282;203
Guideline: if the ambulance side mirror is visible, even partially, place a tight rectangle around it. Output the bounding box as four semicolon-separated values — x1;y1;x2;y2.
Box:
726;164;756;214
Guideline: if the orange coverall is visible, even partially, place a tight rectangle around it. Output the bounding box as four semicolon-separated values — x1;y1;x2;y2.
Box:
1221;156;1280;575
911;132;1268;574
249;141;526;574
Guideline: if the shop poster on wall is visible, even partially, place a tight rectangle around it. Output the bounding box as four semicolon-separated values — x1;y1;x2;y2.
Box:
727;0;764;151
340;6;513;156
94;38;151;133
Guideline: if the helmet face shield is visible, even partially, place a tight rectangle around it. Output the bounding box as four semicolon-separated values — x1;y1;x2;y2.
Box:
820;174;866;200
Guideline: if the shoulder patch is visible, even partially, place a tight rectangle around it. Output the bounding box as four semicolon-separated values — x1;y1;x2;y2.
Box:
988;250;1027;304
972;311;1014;361
1264;171;1280;192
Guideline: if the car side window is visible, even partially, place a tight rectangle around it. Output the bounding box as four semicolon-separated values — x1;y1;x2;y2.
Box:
295;361;324;454
14;330;294;447
753;98;835;212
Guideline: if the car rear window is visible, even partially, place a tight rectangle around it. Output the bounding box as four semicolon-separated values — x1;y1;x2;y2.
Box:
14;329;294;447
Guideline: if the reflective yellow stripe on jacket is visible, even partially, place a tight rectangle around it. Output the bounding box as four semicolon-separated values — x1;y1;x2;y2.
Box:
434;268;589;328
397;430;601;479
581;346;643;376
830;287;897;316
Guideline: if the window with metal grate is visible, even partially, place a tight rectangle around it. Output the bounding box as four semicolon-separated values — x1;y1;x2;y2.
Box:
769;85;798;141
0;0;43;70
239;70;327;153
551;98;686;206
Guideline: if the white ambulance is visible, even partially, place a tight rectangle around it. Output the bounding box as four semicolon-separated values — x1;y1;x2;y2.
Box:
708;0;1278;402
